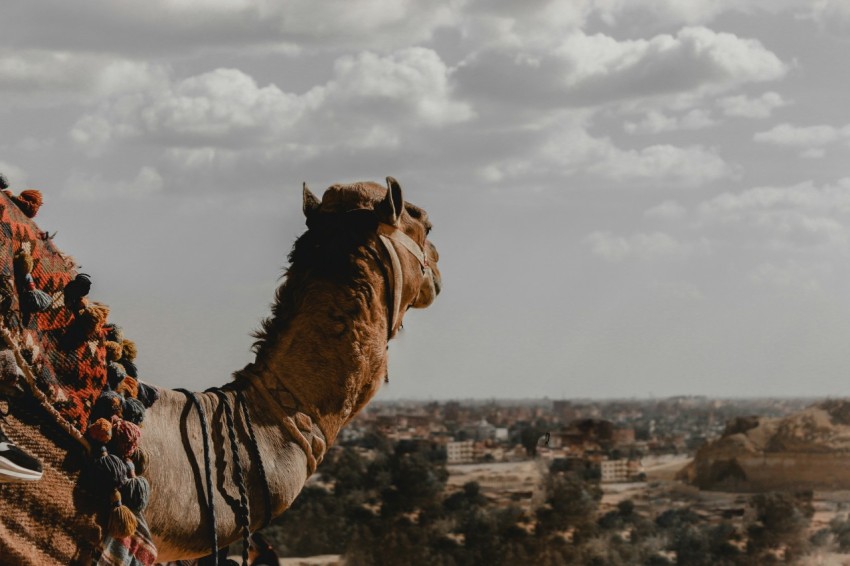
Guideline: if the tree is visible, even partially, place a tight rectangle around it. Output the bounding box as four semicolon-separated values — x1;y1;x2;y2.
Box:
746;491;813;561
535;471;601;536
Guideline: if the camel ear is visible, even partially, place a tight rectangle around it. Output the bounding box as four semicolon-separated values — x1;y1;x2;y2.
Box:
380;177;404;226
303;182;320;218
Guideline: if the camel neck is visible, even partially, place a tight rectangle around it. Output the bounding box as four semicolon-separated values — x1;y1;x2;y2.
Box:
247;273;390;447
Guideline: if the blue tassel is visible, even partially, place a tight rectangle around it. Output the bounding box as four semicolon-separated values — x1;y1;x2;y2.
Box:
21;274;52;312
91;446;130;489
107;361;127;390
92;391;123;422
119;359;138;378
120;475;150;512
122;397;145;425
136;381;159;408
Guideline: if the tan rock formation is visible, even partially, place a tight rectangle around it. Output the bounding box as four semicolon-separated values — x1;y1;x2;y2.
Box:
682;400;850;491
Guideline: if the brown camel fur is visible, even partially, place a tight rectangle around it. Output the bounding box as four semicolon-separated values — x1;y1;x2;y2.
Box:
0;178;441;563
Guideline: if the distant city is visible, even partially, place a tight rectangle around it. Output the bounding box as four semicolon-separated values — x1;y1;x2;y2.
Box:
348;396;819;474
265;396;850;564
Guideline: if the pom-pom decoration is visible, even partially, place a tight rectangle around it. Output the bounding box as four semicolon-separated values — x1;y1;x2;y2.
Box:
105;341;123;362
92;391;124;422
13;250;52;313
116;375;138;398
5;189;44;218
121;475;151;512
103;323;124;344
91;446;130;488
122;397;145;426
86;417;113;444
63;273;92;312
107;361;127;390
136;381;158;408
110;418;141;459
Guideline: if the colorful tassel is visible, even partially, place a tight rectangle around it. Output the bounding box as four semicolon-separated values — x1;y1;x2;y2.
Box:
62;300;109;348
121;471;151;512
8;189;43;218
120;359;138;378
92;391;124;421
122;397;145;425
86;417;113;444
107;361;127;390
121;339;137;361
105;341;123;362
107;489;137;538
63;274;92;312
117;339;139;376
135;381;158;407
13;250;52;312
104;323;124;344
3;188;43;218
110;418;141;459
91;446;130;487
116;375;137;398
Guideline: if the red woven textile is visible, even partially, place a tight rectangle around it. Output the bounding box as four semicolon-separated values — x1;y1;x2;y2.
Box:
0;192;107;433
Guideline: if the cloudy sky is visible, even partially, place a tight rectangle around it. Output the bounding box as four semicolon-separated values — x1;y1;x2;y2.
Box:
3;1;850;400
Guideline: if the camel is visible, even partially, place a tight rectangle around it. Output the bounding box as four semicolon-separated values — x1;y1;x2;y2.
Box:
0;177;441;564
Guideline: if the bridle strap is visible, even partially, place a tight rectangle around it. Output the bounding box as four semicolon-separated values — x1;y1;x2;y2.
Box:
377;223;428;269
378;234;404;335
376;223;429;336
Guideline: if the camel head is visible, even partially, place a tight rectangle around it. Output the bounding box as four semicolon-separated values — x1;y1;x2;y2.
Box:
301;176;441;330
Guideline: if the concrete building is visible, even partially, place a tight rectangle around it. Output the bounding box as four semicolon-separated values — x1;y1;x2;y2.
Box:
447;440;474;464
600;459;629;483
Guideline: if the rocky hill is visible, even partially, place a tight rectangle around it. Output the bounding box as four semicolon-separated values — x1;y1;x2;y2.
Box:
680;400;850;491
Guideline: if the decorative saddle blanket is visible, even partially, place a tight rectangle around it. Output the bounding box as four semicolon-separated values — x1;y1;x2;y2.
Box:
0;191;108;432
0;188;159;565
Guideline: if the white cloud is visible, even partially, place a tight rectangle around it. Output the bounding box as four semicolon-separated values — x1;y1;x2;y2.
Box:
624;109;715;134
64;166;165;200
717;91;788;118
749;260;830;294
809;0;850;36
454;26;787;109
800;148;826;159
698;179;850;250
700;179;850;214
645;200;687;220
1;0;458;55
0;49;167;104
328;49;474;126
480;117;734;189
589;144;734;187
592;0;817;30
584;230;701;261
593;0;729;27
0;161;28;187
753;123;850;148
71;49;472;158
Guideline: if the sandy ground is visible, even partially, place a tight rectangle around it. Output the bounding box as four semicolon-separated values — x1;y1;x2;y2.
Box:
446;460;546;509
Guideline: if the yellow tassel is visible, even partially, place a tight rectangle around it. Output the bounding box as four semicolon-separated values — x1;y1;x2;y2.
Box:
105;341;123;362
107;490;137;538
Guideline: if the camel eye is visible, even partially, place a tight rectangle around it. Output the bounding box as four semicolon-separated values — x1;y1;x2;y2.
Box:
425;226;431;236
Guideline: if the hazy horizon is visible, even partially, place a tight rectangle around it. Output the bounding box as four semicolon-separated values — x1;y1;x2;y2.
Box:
3;2;850;399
